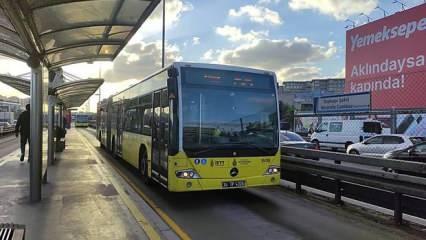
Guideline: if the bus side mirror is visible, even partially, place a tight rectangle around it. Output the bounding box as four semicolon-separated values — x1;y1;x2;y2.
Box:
167;77;177;99
168;67;178;78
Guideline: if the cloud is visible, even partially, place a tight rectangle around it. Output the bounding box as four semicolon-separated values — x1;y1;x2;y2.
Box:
229;5;283;25
0;56;30;98
215;25;268;42
202;37;336;82
288;0;378;20
103;41;182;82
335;67;345;78
0;56;29;76
277;66;321;81
258;0;281;4
131;0;193;41
215;37;336;71
192;37;200;45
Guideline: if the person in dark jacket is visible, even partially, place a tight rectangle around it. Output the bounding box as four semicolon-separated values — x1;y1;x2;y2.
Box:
15;104;30;162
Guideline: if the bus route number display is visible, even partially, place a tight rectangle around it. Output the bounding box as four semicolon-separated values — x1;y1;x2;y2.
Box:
182;67;274;90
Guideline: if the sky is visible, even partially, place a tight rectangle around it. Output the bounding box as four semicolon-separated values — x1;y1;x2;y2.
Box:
0;0;424;111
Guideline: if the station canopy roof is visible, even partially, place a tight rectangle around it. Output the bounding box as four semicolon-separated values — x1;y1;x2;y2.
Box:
55;78;104;108
0;0;160;68
0;73;30;95
0;73;103;109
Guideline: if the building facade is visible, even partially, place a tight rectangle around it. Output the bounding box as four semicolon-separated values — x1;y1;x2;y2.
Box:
279;78;345;112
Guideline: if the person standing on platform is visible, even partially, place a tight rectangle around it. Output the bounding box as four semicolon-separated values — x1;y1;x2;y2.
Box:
15;104;30;162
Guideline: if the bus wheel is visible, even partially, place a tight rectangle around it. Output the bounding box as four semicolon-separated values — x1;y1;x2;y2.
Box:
139;149;151;184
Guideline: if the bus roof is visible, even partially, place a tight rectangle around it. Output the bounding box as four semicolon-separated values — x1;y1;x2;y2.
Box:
108;62;276;100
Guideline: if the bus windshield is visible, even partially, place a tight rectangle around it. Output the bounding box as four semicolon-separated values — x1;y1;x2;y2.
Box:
76;115;88;123
181;67;278;156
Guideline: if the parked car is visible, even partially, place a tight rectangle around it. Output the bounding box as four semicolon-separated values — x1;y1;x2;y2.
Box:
383;141;426;177
346;134;424;157
310;120;383;151
281;130;318;160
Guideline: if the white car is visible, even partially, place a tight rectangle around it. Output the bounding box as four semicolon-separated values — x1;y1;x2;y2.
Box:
346;134;423;157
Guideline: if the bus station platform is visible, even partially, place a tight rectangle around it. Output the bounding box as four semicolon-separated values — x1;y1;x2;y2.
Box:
0;128;177;240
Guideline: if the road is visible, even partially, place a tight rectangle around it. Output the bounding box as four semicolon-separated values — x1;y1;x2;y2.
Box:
79;128;423;240
0;135;19;160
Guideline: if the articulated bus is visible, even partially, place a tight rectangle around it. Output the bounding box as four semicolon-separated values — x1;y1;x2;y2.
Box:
97;62;280;191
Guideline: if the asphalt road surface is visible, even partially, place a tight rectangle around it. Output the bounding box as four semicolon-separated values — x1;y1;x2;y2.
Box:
80;128;423;240
0;135;20;160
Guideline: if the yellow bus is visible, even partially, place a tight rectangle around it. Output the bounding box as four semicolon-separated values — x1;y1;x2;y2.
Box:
97;62;280;191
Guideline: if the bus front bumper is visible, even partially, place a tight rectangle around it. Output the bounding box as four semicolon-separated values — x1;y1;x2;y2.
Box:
168;174;280;192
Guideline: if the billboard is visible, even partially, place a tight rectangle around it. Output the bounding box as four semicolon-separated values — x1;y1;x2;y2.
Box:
345;3;426;109
314;92;371;113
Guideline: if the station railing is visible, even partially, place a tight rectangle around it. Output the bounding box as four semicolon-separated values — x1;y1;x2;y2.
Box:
0;126;15;137
281;146;426;225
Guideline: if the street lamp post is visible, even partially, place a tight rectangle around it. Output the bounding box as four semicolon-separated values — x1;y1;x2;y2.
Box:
162;0;166;68
345;19;355;29
393;0;406;11
359;13;372;23
375;6;388;17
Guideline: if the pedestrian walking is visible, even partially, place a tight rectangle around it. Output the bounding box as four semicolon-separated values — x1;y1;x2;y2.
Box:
15;104;30;162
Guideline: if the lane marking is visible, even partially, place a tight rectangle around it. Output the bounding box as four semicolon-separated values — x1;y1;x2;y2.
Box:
77;130;162;240
79;129;192;240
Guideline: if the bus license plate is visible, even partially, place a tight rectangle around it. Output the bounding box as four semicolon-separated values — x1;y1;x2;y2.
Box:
222;180;246;188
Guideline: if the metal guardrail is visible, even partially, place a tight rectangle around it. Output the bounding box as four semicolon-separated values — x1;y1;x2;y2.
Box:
0;127;15;137
0;224;25;240
281;146;426;225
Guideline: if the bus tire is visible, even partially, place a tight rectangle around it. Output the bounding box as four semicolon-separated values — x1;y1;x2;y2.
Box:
139;146;151;184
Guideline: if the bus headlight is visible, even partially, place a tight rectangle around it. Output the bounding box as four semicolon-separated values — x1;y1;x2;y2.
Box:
264;166;280;175
176;169;201;179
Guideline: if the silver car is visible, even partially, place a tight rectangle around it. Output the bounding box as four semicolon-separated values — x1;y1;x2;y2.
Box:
346;134;423;157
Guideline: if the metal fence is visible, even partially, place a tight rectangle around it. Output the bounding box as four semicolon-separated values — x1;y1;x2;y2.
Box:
281;146;426;224
0;126;15;137
293;109;426;137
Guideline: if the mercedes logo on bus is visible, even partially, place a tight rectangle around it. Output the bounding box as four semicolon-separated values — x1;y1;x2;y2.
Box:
230;167;239;177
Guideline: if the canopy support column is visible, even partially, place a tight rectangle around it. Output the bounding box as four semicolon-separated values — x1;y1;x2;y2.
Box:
48;96;55;166
29;58;43;202
59;104;63;128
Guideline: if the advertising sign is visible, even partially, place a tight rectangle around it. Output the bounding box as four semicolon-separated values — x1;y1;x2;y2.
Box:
345;3;426;109
314;92;371;113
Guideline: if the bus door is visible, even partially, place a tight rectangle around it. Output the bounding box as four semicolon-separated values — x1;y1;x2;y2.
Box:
151;91;161;180
116;101;124;156
151;89;169;185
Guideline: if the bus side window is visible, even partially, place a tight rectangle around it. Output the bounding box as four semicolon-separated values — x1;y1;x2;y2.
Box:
140;94;152;136
124;109;130;132
142;108;152;136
